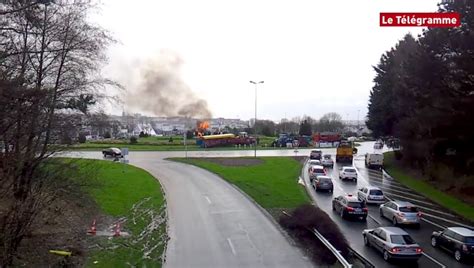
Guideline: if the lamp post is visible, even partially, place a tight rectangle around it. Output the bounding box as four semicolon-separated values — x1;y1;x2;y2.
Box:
250;80;264;158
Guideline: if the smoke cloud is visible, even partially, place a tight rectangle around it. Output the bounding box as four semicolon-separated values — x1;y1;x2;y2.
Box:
125;51;212;119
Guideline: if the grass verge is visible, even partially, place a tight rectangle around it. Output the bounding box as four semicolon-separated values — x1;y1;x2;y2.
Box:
73;159;167;267
170;157;310;215
384;152;474;222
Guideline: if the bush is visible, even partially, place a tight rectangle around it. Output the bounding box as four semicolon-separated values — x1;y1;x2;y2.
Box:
279;204;350;265
130;136;137;144
104;131;111;139
78;133;86;144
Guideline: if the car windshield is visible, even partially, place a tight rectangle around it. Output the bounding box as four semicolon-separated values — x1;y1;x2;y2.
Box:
314;169;324;173
323;155;331;159
390;235;415;245
399;206;418;212
369;190;383;195
345;168;356;173
348;202;365;208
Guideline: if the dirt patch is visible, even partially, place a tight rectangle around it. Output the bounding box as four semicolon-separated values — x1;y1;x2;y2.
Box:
197;157;264;167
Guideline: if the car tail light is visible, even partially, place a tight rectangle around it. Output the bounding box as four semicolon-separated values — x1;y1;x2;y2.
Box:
346;207;354;211
363;208;368;212
397;212;405;217
462;244;468;252
390;247;400;253
416;248;423;253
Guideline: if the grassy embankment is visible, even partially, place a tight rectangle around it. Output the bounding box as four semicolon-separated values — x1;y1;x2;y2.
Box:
384;152;474;222
75;159;167;267
171;157;310;216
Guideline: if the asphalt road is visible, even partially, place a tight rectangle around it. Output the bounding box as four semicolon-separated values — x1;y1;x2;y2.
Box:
301;145;474;268
64;151;312;268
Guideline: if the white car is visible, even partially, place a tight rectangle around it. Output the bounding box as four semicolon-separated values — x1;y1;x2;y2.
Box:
321;154;334;167
309;165;326;182
358;186;385;204
308;159;321;171
339;166;358;181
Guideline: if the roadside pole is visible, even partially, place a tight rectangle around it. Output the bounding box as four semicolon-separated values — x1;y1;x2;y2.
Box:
184;132;187;158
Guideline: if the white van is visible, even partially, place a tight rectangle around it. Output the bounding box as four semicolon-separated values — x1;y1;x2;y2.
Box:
365;153;383;169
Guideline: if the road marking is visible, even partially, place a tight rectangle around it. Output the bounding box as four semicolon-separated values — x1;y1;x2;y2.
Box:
422;218;446;230
384;192;435;206
210;209;242;215
335;183;344;192
422;252;446;268
421;212;474;229
368;214;381;225
227;238;236;256
204;195;212;204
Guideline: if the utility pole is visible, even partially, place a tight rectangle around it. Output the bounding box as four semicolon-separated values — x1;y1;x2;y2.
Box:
250;80;264;158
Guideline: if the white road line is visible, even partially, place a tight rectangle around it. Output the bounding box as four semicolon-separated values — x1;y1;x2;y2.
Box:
376;186;425;199
422;252;446;268
384;192;435;206
204;196;212;204
227;238;237;256
335;183;344;192
422;218;446;230
368;214;381;225
422;212;474;229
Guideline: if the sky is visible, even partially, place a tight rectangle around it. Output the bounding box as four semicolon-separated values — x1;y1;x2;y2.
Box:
94;0;440;121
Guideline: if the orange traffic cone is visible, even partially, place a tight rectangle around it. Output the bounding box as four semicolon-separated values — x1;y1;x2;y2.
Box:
88;219;97;235
113;222;121;237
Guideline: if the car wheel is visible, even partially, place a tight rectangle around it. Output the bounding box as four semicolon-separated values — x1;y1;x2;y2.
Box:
431;237;437;247
103;153;107;158
454;249;462;262
340;209;344;219
364;235;370;247
392;217;398;226
379;209;384;218
353;178;356;182
361;217;367;222
383;250;390;262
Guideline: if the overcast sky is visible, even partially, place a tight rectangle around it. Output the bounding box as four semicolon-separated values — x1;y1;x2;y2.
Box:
95;0;439;121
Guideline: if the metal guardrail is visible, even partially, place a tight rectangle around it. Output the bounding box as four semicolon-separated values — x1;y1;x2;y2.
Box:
311;228;352;268
348;247;376;268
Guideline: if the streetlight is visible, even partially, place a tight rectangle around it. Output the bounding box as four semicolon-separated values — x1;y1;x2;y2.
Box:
250;80;264;158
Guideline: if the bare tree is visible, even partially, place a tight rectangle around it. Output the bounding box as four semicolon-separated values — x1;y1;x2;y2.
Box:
0;1;115;265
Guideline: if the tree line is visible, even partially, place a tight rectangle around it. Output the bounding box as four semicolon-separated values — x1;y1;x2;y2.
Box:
366;0;473;174
0;1;114;265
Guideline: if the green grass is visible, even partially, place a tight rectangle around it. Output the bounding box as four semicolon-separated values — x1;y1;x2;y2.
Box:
72;159;167;268
170;157;310;211
384;152;474;222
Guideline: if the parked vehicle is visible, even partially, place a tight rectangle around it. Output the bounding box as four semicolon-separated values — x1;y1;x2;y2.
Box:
321;154;334;167
310;149;322;160
363;227;423;262
332;194;368;220
374;141;384;150
339;166;358;182
312;176;333;192
431;227;474;262
365;153;384;169
102;147;123;158
309;165;326;182
358;186;385;204
379;201;421;228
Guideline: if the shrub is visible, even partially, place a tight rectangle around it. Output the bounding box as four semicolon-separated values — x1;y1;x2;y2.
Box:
130;136;137;144
279;204;350;265
78;133;87;144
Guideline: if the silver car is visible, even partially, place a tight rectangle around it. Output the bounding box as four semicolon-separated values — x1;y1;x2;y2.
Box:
312;175;333;192
363;227;423;262
379;201;421;228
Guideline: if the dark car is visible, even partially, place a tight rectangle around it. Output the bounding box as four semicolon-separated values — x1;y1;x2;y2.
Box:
102;147;123;158
310;149;322;160
312;175;333;192
332;194;368;220
431;227;474;262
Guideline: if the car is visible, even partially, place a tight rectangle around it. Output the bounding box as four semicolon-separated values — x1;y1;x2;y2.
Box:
379;201;421;228
431;227;474;262
321;154;334;167
332;194;368;220
312;175;333;192
309;165;326;182
363;227;423;262
102;147;123;158
310;149;322;160
358;186;385;204
307;159;322;171
365;153;383;169
339;166;358;181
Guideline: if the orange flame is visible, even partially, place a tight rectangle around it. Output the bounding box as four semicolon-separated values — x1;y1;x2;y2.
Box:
196;121;210;137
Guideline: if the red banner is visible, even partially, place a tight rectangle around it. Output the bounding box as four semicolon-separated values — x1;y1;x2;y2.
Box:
380;12;460;27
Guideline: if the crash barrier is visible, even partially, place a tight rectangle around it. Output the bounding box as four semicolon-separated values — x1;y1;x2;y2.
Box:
347;247;376;268
311;228;352;268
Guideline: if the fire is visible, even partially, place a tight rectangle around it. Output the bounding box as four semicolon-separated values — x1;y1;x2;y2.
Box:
196;120;209;137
